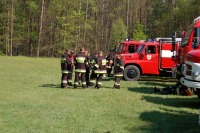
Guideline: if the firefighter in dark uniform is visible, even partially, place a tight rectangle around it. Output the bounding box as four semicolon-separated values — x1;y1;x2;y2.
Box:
85;50;90;86
89;52;98;87
74;48;87;89
60;50;72;88
67;50;75;86
94;51;107;89
106;53;114;77
113;55;124;89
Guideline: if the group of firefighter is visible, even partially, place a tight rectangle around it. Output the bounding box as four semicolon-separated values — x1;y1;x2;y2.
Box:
60;47;124;89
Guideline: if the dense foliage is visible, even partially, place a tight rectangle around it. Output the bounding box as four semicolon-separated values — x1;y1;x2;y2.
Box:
0;0;200;57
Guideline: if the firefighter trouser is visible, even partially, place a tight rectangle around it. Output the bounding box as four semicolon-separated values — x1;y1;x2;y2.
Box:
89;71;97;87
114;77;122;89
86;67;90;86
107;67;112;76
96;74;103;88
61;73;68;88
67;72;73;86
74;72;86;88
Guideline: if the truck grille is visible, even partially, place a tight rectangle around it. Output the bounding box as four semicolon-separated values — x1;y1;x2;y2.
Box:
186;64;192;76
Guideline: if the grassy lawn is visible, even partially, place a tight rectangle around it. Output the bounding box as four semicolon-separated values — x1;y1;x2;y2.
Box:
0;56;200;133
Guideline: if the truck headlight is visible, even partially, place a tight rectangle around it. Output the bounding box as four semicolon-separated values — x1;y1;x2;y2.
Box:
192;71;200;80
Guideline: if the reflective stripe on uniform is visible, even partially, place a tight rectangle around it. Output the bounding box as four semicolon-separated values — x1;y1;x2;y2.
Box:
75;69;86;73
94;70;107;74
76;57;85;63
61;57;66;63
74;82;79;85
101;59;107;65
90;60;95;64
68;80;72;83
97;82;102;85
107;66;111;68
94;64;99;68
114;73;123;77
82;82;86;85
114;82;120;86
120;66;124;70
90;80;96;83
62;80;68;83
62;70;69;74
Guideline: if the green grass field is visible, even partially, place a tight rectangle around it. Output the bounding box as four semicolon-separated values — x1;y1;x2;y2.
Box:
0;56;200;133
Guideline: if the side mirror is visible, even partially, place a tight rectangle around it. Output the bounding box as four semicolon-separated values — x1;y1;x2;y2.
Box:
171;32;176;52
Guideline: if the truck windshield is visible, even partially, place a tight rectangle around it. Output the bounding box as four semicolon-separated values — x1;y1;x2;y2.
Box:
136;44;145;53
180;29;192;47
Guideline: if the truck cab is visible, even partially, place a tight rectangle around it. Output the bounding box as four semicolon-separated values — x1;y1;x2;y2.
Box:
175;16;200;98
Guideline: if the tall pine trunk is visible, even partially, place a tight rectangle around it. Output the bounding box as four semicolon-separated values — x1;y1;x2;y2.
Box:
37;0;45;57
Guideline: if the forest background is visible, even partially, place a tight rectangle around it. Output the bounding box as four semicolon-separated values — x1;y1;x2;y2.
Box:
0;0;200;57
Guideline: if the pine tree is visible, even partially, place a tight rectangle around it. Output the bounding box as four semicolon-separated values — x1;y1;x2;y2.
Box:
110;18;126;48
132;21;147;41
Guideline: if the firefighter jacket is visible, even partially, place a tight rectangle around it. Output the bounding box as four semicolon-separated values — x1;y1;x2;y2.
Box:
74;52;87;73
106;54;114;69
85;55;91;68
89;55;97;69
94;56;107;74
114;59;124;77
61;53;72;74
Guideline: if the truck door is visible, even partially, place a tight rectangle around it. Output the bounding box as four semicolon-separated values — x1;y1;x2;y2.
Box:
142;45;159;74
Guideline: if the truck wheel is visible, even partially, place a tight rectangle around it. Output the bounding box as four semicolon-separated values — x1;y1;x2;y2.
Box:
197;93;200;99
196;89;200;99
124;65;140;81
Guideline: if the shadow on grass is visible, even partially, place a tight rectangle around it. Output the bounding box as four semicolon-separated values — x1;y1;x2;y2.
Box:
128;87;155;94
138;81;177;88
39;84;61;88
138;75;179;82
135;110;200;133
142;95;200;109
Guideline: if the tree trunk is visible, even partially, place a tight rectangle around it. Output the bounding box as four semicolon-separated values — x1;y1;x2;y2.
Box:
126;0;130;38
10;0;14;56
75;1;82;53
37;0;45;57
83;0;89;48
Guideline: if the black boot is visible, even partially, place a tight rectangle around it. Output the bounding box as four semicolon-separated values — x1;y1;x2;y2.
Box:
96;84;101;89
74;84;78;89
68;82;72;86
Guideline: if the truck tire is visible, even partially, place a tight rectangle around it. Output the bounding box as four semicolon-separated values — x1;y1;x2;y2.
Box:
198;94;200;99
196;89;200;99
124;65;140;81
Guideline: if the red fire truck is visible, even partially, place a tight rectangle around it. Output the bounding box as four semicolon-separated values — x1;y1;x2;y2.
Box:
116;38;181;81
172;16;200;98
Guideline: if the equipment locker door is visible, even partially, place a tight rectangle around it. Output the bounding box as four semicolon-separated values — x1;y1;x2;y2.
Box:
160;43;176;69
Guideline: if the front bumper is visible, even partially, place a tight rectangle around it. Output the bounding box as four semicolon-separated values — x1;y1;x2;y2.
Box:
180;77;200;90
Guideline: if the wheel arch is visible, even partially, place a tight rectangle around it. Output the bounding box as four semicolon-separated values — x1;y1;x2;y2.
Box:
125;63;143;74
